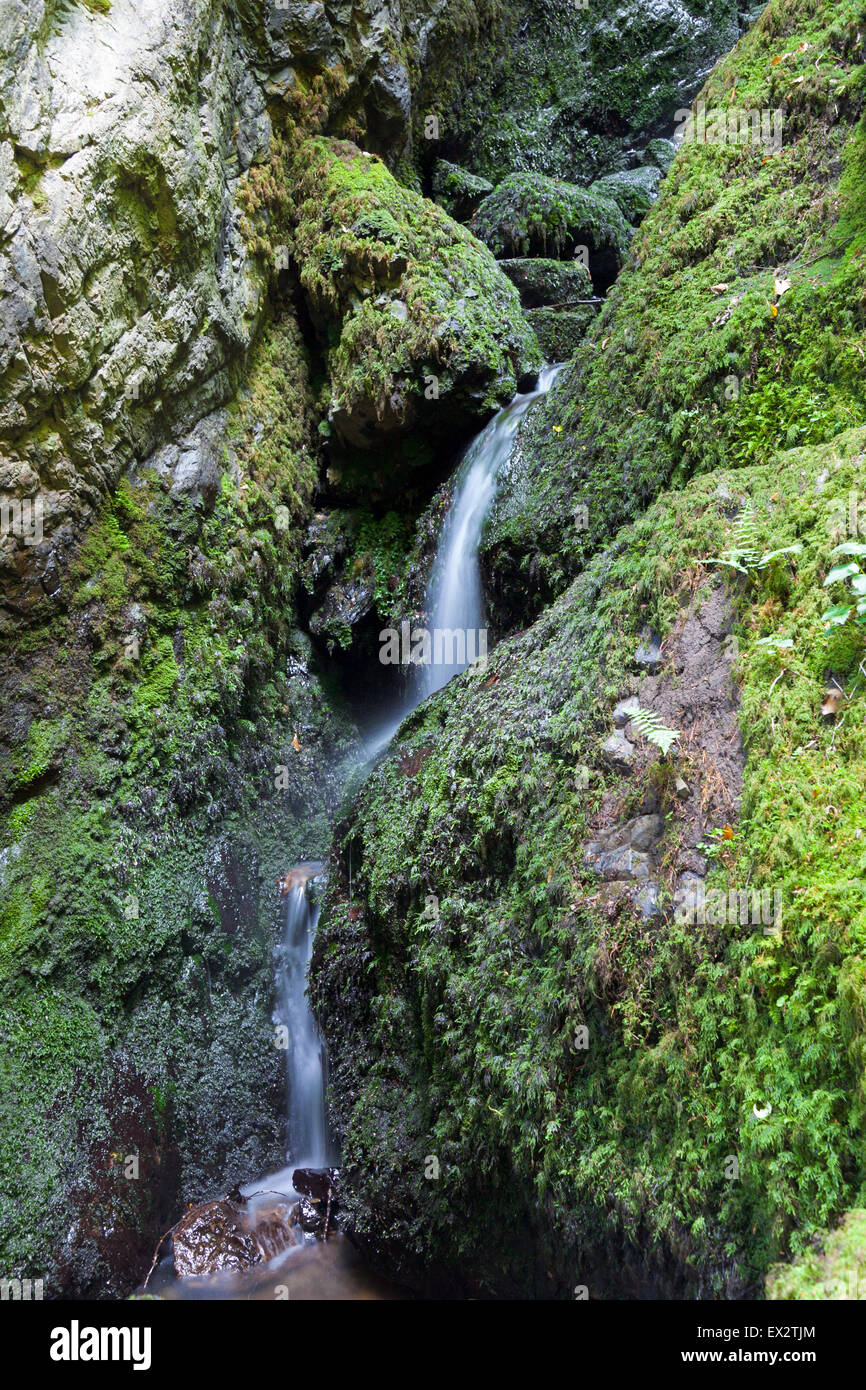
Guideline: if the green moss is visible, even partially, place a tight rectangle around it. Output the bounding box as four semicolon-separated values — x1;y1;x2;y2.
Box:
290;136;540;447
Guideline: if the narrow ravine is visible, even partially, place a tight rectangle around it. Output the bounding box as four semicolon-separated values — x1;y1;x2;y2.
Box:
147;363;566;1298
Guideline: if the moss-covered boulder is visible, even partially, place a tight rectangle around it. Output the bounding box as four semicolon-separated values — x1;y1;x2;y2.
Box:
525;306;597;360
471;173;632;290
498;257;593;309
431;159;494;220
591;166;663;225
291;138;541;457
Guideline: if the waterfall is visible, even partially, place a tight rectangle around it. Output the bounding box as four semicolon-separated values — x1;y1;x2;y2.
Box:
274;864;329;1168
419;362;565;699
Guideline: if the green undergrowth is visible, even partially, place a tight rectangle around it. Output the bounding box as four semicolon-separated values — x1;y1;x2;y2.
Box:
313;422;866;1297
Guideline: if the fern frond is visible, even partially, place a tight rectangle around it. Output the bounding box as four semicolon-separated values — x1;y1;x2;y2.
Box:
631;705;680;758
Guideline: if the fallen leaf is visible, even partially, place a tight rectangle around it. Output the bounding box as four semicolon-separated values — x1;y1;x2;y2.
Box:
292;732;301;751
820;687;843;718
774;275;791;298
546;866;554;883
722;825;735;841
601;335;610;350
710;282;730;293
771;304;778;318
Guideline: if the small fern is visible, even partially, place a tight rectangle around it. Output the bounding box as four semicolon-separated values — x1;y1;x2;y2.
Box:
709;500;802;575
630;705;680;758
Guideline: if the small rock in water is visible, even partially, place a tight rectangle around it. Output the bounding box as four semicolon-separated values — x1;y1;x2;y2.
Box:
171;1194;298;1278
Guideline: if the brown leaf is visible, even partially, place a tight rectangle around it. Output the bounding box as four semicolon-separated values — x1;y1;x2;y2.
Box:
292;732;301;751
710;282;730;294
821;687;843;718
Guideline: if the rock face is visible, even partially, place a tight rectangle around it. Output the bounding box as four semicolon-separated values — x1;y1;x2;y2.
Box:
0;0;270;625
0;0;505;622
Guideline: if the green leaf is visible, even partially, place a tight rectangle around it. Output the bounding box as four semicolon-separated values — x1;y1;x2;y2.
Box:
823;562;862;587
830;542;866;557
756;544;803;568
822;603;855;626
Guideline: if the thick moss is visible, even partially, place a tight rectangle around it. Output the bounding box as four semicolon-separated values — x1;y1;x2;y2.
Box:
290;136;541;458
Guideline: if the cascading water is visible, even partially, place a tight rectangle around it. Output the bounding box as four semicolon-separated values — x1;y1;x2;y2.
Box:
275;866;329;1168
162;366;565;1298
419;362;565;700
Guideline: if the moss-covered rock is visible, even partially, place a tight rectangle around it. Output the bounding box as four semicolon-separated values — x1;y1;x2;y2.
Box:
498;257;593;309
291;137;541;458
591;166;663;225
525;306;597;361
472;173;632;289
431;159;494;220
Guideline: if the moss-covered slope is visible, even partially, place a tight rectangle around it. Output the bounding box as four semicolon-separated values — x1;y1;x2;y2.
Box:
313;424;866;1298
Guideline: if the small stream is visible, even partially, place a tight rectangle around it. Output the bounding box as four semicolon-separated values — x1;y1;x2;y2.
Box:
159;364;564;1298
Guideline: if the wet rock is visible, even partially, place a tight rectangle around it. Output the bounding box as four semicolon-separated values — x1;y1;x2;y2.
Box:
591;167;662;225
601;729;635;773
634;628;663;674
584;814;665;881
498;257;593;309
675;777;691;801
171;1195;298;1278
612;695;640;728
635;880;662;919
525;307;597;360
293;1166;339;1203
640;138;676;175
